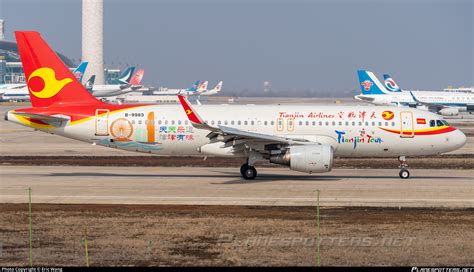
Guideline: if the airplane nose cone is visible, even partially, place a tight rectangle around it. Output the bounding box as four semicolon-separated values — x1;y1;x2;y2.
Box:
455;129;467;149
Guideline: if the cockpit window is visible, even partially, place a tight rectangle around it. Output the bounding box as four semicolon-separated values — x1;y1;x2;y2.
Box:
436;120;444;127
441;120;449;126
429;120;436;127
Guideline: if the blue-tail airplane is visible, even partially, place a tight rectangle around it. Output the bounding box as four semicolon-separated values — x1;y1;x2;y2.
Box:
355;70;474;116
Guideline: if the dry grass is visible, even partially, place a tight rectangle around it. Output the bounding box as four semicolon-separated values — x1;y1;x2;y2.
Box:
0;204;473;266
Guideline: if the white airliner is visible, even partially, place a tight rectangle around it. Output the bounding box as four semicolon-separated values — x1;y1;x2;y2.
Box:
355;70;474;116
89;68;148;97
6;31;467;180
199;81;223;96
157;81;209;96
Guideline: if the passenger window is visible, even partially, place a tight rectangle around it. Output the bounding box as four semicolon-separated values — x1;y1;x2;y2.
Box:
378;122;382;126
264;121;267;126
251;121;254;125
306;121;309;126
158;120;162;125
231;121;235;125
218;121;222;125
271;121;275;126
359;122;362;126
352;121;356;126
244;121;248;125
299;121;303;126
171;120;175;125
339;121;342;126
385;122;388;126
211;120;215;125
319;121;323;126
184;120;188;125
312;121;316;126
238;121;241;125
365;122;368;126
325;121;329;126
332;121;336;126
178;120;182;125
224;120;228;125
391;122;395;126
371;122;375;126
345;121;349;126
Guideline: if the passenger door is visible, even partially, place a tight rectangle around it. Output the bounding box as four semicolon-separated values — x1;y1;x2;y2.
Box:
400;111;414;138
95;109;110;136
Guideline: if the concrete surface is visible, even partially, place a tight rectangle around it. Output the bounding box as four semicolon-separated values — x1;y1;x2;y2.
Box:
1;166;473;207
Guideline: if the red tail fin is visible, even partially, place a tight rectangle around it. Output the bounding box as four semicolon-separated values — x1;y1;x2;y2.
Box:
15;31;102;107
129;69;144;85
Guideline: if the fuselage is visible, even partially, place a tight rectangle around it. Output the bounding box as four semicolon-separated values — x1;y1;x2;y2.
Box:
7;104;466;157
355;90;474;112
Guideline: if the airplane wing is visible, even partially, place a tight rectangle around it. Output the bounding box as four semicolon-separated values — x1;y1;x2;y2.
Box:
13;112;70;126
177;96;312;155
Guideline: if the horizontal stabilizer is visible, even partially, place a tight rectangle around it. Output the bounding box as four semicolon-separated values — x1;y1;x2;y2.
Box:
13;112;70;126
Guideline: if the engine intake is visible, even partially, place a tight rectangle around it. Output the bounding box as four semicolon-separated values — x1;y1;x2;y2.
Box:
270;145;333;173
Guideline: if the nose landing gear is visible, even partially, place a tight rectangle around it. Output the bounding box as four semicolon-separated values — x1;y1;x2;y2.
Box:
398;156;410;179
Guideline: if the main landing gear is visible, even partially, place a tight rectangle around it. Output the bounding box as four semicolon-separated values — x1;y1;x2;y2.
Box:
240;163;257;180
240;151;263;180
398;156;410;179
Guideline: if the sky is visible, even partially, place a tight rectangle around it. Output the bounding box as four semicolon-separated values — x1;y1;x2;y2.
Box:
1;0;472;94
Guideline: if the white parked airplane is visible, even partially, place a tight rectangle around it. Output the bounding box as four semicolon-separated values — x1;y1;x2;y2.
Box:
89;68;148;97
199;81;223;96
157;80;208;96
355;70;474;116
6;31;467;180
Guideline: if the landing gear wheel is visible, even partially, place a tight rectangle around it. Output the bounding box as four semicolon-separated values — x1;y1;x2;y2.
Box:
240;163;248;176
240;164;257;180
399;169;410;179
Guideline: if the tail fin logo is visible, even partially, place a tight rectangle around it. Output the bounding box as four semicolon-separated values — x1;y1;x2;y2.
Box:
361;80;373;91
385;79;399;92
186;109;193;115
28;67;73;99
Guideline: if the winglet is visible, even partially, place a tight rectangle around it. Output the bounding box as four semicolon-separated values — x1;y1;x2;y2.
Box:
409;91;420;103
178;95;215;130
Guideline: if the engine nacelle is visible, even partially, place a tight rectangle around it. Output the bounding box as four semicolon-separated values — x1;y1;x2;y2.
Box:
439;108;459;116
270;145;333;173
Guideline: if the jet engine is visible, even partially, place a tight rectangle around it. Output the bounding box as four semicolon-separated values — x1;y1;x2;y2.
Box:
439;108;459;116
270;145;333;173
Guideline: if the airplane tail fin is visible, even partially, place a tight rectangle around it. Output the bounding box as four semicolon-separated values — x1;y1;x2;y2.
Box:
197;81;208;92
129;69;144;85
357;70;390;95
213;81;223;92
118;66;136;84
14;31;102;107
189;80;200;92
383;74;402;92
85;75;95;92
73;61;88;83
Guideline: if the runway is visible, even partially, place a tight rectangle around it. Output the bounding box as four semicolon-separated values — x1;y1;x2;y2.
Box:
1;166;473;207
